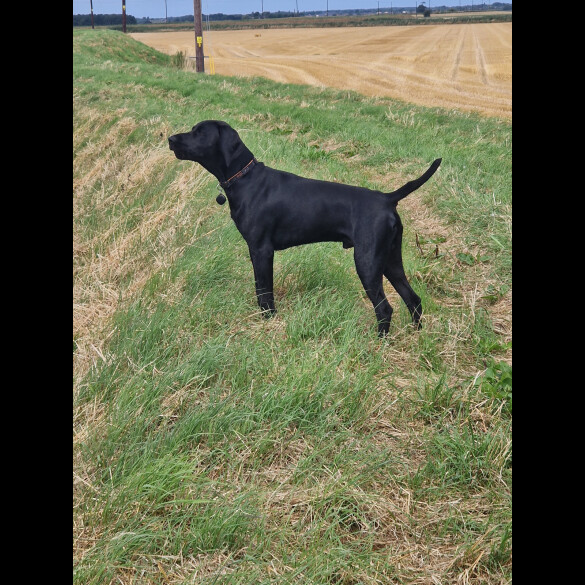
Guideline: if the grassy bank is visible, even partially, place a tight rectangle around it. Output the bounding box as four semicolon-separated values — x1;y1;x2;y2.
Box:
73;28;511;584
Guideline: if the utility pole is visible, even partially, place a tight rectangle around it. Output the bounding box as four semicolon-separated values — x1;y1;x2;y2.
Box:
122;0;126;33
90;0;94;28
193;0;205;73
165;0;168;23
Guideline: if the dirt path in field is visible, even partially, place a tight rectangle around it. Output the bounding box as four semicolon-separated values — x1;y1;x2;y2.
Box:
131;23;511;119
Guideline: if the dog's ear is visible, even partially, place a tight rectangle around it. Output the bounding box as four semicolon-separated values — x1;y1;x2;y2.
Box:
217;123;243;167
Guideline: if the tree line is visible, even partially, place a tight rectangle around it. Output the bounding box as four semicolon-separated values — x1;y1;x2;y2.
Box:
73;13;137;26
73;12;298;26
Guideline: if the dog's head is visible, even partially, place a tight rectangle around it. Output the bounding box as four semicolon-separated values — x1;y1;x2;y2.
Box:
168;120;243;169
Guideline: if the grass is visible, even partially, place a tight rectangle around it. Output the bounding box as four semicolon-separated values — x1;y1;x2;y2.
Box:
73;28;511;584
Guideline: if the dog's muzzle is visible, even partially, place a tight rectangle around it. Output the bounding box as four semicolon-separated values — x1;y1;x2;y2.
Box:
168;136;186;159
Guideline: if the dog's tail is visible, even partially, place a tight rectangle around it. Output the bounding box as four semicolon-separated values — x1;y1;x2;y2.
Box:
386;158;442;205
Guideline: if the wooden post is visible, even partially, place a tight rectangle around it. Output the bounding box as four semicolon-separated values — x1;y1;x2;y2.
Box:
122;0;126;33
193;0;204;73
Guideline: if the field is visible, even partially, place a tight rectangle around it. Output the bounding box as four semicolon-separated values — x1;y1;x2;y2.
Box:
74;27;511;585
131;23;511;119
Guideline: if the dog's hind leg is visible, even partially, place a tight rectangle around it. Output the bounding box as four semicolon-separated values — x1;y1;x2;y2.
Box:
383;243;422;329
354;249;393;336
248;247;277;316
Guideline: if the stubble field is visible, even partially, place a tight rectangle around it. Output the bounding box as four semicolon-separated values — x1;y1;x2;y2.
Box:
131;22;512;119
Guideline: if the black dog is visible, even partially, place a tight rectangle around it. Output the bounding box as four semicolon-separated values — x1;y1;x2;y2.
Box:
169;120;441;336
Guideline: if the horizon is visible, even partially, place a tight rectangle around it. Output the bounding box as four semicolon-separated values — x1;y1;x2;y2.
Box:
73;1;511;19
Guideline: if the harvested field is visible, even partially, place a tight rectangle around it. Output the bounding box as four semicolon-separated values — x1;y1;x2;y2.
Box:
131;23;511;119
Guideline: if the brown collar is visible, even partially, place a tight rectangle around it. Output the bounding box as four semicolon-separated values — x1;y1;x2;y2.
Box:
220;158;257;190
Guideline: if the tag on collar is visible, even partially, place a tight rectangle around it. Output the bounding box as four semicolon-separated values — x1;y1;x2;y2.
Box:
216;183;226;205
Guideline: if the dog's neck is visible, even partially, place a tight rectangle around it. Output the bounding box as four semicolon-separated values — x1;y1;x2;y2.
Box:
200;145;256;187
220;158;257;190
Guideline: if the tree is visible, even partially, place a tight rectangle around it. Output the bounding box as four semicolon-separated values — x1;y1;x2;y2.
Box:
73;13;137;26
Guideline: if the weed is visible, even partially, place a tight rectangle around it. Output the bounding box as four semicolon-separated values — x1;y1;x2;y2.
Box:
476;360;512;415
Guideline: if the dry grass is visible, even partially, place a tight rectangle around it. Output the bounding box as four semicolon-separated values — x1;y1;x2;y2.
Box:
73;107;213;384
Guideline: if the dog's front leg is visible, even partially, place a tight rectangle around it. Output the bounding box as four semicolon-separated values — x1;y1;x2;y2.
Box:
248;247;276;316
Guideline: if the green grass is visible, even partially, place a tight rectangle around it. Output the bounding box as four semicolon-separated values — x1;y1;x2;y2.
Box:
74;29;511;584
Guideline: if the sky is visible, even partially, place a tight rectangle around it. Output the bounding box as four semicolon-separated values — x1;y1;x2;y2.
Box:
73;1;498;19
